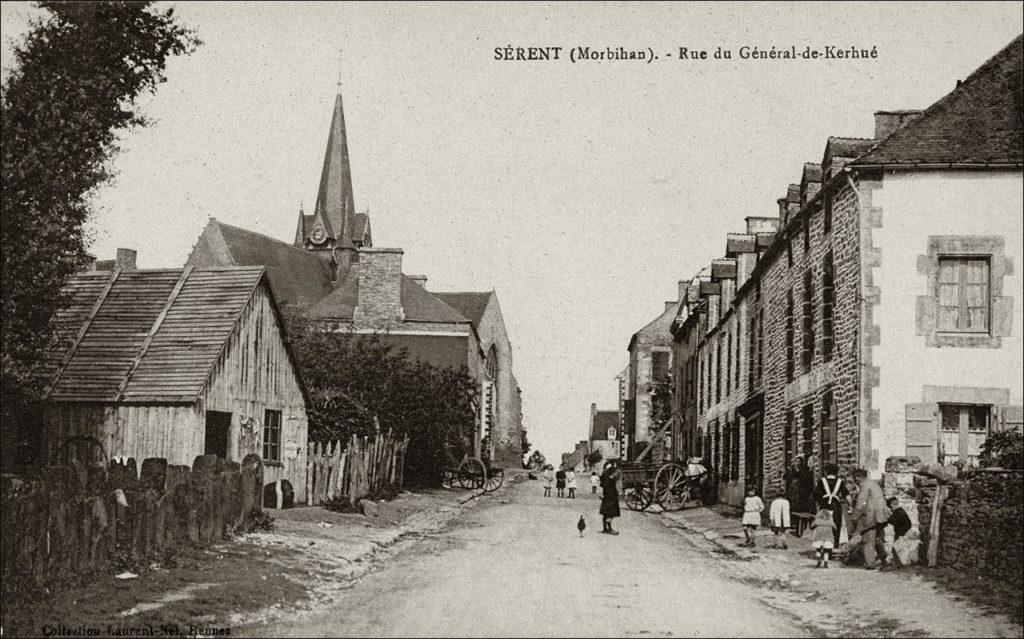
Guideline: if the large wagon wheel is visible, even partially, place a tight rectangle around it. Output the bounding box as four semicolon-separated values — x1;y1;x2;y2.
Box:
457;458;486;489
483;468;504;492
625;484;653;511
654;463;690;512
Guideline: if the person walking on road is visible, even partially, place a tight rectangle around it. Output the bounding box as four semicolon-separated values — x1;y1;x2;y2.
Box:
742;487;765;547
814;463;850;548
849;468;891;570
566;469;577;498
599;461;621;535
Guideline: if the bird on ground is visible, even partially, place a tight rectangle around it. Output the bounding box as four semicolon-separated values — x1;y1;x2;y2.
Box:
577;515;586;537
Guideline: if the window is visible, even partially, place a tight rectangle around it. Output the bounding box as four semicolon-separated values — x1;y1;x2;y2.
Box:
937;257;990;333
785;290;795;382
720;420;729;480
756;308;764;387
715;338;722;404
747;313;756;391
652;351;670;382
734;321;741;390
263;409;282;462
824;195;833;233
803;217;811;252
731;418;741;480
801;403;815;459
784;410;795;469
820;391;838;473
802;270;815;371
698;352;704;413
725;331;732;396
822;252;835;362
939;403;991;466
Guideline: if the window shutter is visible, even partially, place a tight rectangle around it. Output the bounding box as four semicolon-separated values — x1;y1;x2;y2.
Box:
905;403;937;464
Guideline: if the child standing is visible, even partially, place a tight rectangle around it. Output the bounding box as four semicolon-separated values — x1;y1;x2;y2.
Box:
769;494;791;549
742;487;765;548
810;507;837;568
590;472;599;494
566;469;577;498
543;466;554;497
555;469;567;497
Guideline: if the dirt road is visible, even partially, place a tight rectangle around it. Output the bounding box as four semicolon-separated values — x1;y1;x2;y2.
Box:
250;480;811;637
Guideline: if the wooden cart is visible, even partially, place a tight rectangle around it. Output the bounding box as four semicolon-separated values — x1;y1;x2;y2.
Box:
621;459;706;512
441;456;504;493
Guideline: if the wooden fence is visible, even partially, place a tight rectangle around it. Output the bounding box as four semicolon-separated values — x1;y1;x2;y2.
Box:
306;431;409;506
0;453;263;588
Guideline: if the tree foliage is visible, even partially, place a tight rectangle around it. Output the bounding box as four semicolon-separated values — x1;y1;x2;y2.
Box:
584;449;603;468
520;428;532;467
286;319;479;487
979;430;1023;470
526;450;546;471
1;2;198;433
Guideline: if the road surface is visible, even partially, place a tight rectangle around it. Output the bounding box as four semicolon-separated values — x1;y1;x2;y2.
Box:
253;479;811;637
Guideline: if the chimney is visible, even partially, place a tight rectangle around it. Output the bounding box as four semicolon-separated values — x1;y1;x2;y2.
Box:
408;274;428;288
677;280;689;305
116;248;137;271
352;247;404;327
874;110;922;139
591;403;597;417
745;216;779;234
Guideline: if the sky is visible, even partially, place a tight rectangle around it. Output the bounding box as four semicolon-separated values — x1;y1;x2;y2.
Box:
2;2;1022;463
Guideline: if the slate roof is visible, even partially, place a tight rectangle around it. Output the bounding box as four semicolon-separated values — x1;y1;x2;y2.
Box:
43;267;307;404
853;35;1023;166
193;220;333;309
591;411;619;441
303;274;470;324
433;292;493;328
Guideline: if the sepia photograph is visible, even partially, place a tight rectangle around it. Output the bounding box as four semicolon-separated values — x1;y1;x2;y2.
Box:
1;1;1022;637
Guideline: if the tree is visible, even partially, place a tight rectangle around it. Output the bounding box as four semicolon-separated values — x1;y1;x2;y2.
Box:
520;428;532;468
1;2;198;459
286;321;479;487
584;449;603;468
526;450;546;471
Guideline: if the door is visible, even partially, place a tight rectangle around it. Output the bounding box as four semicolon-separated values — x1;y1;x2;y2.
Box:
204;411;232;458
744;412;763;495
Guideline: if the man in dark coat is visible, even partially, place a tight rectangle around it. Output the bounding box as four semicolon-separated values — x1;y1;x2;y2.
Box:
599;461;621;535
813;463;850;547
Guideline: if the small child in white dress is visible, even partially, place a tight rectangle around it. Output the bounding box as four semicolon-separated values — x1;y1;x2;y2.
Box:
742;487;765;548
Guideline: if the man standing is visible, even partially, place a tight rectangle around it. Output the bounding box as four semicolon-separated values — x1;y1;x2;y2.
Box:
849;468;891;569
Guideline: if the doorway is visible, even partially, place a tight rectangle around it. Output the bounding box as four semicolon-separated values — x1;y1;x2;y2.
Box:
744;412;763;496
204;411;232;458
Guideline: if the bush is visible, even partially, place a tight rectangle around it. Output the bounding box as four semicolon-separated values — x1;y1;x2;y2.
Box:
979;430;1023;470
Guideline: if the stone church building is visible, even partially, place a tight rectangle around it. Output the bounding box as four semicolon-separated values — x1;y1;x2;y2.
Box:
186;88;523;466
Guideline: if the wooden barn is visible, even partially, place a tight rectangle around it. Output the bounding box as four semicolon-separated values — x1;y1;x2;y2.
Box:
39;265;311;502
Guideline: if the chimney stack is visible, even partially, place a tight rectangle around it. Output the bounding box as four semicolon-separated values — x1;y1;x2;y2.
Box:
408;274;428;288
874;110;922;139
352;247;404;327
115;248;137;271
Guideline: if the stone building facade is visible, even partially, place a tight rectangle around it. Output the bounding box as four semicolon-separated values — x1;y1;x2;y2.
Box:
671;35;1023;506
625;302;678;460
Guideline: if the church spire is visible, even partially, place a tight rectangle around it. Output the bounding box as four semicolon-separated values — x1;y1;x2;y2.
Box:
313;88;356;250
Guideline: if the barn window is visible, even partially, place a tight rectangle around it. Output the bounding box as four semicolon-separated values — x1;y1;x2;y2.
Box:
263;409;282;462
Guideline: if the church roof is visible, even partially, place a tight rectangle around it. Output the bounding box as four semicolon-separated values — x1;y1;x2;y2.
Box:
852;35;1023;166
191;220;334;309
433;292;493;327
302;274;470;324
43;267;309;405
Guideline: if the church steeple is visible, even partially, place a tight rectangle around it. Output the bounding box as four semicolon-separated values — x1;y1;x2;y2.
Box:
311;89;356;250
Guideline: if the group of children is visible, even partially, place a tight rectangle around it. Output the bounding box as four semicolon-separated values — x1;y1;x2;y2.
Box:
742;486;911;570
542;467;578;498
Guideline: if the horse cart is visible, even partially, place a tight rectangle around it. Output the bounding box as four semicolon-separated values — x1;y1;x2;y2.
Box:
621;457;708;512
441;455;504;493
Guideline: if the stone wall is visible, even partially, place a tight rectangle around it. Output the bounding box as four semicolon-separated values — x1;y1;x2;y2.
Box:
916;469;1023;587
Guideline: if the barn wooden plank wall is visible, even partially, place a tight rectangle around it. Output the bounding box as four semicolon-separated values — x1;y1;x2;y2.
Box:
0;454;264;589
306;431;409;506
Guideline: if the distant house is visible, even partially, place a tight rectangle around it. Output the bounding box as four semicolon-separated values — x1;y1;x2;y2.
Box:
624;301;678;460
588;403;621;461
39;263;310;502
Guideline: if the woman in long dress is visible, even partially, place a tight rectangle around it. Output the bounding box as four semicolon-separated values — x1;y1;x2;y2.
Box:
599;461;622;535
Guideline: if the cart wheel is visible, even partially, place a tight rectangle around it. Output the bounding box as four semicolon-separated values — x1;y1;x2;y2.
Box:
625;484;653;511
483;468;504;492
458;458;486;489
654;463;689;512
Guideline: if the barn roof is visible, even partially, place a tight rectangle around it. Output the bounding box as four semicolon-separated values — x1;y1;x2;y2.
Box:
43;266;310;405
